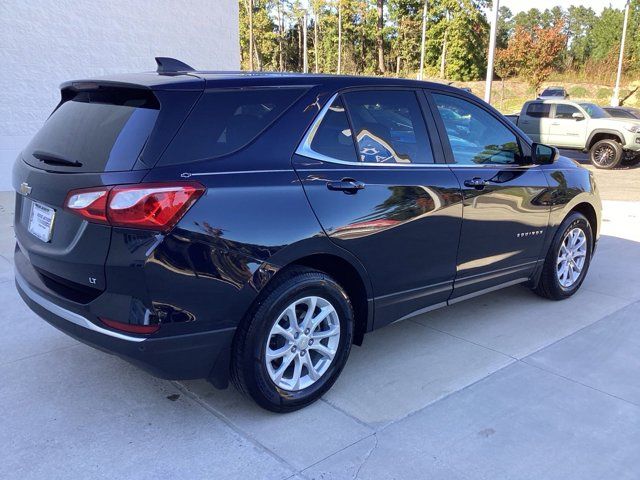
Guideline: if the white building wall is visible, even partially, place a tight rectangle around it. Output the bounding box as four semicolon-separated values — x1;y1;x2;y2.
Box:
0;0;240;190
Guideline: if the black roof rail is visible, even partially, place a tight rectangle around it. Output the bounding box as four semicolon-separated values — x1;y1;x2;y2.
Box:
155;57;195;73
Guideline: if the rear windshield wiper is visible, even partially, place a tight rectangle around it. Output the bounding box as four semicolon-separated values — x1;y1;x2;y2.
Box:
32;150;83;167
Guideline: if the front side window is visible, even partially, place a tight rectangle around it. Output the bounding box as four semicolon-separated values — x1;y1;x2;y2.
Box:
342;90;434;164
434;93;522;166
579;103;610;119
555;104;580;119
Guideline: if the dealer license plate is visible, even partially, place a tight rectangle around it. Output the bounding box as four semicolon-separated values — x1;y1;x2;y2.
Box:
28;201;56;243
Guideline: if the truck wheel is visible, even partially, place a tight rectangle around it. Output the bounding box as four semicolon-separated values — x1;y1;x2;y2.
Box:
231;267;354;412
589;139;622;169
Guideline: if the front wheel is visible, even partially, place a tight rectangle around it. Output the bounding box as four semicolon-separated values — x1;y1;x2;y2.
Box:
533;212;593;300
590;139;623;169
231;268;354;412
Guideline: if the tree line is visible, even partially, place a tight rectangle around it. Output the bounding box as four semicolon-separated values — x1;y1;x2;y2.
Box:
239;1;640;88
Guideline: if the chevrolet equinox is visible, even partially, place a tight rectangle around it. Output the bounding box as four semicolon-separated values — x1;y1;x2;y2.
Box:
14;58;601;412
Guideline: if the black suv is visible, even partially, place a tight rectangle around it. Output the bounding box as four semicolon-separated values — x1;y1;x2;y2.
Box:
14;58;601;412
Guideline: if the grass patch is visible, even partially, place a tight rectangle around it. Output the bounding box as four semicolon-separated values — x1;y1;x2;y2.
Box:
569;86;589;98
597;87;612;99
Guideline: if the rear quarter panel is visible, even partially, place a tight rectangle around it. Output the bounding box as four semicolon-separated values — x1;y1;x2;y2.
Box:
137;167;373;335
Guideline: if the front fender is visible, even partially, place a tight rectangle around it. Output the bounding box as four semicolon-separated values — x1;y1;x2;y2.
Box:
540;157;602;252
587;128;625;148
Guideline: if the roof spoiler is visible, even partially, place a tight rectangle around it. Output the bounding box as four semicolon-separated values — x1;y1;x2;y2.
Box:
155;57;195;73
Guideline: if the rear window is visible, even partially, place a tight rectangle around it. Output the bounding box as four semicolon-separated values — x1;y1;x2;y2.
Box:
23;88;159;172
525;103;551;118
159;87;307;166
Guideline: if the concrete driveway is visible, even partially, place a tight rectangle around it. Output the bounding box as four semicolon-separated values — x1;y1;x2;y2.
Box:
1;165;640;479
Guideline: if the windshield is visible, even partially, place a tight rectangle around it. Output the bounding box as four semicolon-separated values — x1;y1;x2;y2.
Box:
579;103;610;119
542;89;563;96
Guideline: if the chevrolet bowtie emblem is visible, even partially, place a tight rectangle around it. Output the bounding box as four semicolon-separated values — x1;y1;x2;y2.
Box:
19;182;32;196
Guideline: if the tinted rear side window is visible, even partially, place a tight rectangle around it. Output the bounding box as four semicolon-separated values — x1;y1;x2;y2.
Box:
342;90;434;164
525;103;551;118
309;97;357;162
160;88;307;165
23;88;159;172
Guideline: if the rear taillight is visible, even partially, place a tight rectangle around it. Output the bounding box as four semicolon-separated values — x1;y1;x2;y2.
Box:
65;182;204;232
65;188;110;223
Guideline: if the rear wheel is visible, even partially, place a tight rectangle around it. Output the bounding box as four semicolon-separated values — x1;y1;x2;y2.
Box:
534;212;593;300
231;268;353;412
589;139;622;169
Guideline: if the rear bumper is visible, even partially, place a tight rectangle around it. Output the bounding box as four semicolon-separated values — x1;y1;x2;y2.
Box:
15;255;235;386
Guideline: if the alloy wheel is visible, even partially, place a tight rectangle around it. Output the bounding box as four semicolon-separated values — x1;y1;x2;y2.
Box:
556;227;587;288
593;144;616;168
265;296;341;391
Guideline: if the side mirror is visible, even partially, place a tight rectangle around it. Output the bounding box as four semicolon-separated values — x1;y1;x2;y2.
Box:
572;112;585;121
532;143;558;165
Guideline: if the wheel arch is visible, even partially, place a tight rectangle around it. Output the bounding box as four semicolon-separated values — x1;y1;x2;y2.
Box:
280;253;371;346
587;129;625;149
569;201;598;241
242;237;374;349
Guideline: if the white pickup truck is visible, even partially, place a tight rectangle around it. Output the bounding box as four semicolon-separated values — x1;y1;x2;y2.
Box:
507;100;640;169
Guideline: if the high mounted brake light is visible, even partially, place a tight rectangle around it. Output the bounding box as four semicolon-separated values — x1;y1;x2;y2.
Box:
65;182;204;232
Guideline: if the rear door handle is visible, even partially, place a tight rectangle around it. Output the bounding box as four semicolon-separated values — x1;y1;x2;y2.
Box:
463;177;488;189
326;178;366;194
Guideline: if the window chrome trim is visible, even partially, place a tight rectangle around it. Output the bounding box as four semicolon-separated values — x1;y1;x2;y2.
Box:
296;92;344;163
445;163;540;169
295;92;442;168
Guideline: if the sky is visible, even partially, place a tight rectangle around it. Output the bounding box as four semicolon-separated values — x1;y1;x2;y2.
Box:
500;0;629;15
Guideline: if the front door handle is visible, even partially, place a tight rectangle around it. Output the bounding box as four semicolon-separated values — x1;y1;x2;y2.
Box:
463;177;488;190
326;178;366;194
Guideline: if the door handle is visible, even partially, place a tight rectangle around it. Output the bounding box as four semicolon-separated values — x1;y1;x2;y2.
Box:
326;178;366;194
463;177;488;190
551;122;561;126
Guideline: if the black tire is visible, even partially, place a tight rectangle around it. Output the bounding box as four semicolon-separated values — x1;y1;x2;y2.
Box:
534;212;593;300
589;139;623;169
231;267;354;412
